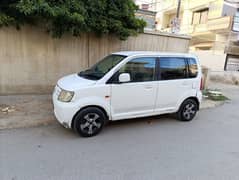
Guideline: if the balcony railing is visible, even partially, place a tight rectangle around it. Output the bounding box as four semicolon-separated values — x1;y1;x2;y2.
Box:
180;16;232;35
160;16;232;35
194;24;208;33
208;16;232;31
160;0;178;12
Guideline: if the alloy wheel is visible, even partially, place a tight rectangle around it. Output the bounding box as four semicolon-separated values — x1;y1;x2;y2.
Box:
80;113;102;135
182;103;196;120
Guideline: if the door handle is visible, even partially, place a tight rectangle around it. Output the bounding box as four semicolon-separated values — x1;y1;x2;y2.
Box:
182;81;190;86
144;86;153;89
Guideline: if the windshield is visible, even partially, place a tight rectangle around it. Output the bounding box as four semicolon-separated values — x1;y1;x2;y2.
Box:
78;54;126;80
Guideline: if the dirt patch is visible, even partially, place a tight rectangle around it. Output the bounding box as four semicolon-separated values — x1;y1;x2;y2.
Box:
0;95;56;129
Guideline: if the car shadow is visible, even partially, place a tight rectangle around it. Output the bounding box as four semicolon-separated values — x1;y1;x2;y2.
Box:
107;113;178;128
50;114;179;139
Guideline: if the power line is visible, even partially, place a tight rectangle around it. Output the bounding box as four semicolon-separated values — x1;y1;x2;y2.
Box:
176;0;181;18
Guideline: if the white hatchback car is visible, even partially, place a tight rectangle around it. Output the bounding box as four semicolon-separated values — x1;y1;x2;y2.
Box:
53;51;202;137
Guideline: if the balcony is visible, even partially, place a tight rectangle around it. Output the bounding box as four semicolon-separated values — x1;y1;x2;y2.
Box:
160;16;232;35
183;16;232;35
160;0;179;13
194;24;208;33
207;16;232;32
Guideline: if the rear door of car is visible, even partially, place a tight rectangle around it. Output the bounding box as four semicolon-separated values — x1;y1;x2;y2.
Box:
155;56;198;113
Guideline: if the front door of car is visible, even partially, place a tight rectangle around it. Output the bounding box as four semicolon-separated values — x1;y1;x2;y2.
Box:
110;57;158;120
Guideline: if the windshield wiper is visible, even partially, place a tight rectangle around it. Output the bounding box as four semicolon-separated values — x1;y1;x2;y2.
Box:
78;72;101;80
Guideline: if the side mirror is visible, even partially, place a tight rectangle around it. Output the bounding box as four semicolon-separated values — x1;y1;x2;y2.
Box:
119;73;131;83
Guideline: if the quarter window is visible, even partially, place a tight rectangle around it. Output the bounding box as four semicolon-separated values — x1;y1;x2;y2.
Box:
159;57;187;80
188;58;198;78
119;57;156;82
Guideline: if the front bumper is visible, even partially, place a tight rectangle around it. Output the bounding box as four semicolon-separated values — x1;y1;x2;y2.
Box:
52;91;79;129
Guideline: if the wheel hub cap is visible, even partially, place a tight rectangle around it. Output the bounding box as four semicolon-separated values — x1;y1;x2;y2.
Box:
80;113;101;134
183;103;196;120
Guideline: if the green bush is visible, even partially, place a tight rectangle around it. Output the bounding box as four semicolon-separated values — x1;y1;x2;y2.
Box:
0;0;146;40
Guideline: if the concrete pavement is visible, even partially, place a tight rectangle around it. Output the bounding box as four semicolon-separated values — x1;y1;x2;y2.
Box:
1;83;239;180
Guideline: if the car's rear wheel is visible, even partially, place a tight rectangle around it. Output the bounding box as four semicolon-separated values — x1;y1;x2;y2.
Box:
73;107;107;137
177;99;198;121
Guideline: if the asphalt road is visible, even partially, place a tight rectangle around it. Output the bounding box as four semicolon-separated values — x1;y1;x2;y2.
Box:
1;84;239;180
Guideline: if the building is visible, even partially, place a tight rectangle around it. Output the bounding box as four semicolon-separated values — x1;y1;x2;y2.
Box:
135;9;157;30
156;0;239;71
134;0;160;12
134;0;158;30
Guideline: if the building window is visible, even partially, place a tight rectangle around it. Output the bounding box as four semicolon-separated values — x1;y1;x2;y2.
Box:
192;8;209;25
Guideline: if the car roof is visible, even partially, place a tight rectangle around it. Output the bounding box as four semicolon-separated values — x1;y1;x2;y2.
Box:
112;51;197;58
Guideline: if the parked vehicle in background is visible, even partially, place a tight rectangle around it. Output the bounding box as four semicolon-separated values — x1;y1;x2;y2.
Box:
53;51;202;137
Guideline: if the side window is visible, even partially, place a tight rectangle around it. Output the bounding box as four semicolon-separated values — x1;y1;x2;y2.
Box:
188;58;198;78
119;57;156;82
159;57;187;80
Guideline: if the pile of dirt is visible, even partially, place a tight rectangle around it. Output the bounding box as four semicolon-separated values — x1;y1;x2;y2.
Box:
0;104;16;114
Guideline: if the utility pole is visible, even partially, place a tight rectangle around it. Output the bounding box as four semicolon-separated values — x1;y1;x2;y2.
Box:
171;0;181;33
176;0;181;18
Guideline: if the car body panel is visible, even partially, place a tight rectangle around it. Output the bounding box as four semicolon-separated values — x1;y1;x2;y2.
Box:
53;51;202;128
57;74;96;92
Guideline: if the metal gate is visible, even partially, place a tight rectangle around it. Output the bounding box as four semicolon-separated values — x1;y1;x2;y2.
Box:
225;54;239;71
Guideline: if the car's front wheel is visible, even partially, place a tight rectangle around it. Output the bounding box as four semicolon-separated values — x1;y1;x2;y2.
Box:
73;107;107;137
177;99;198;121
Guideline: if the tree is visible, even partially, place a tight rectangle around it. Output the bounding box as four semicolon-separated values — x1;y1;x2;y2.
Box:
0;0;146;40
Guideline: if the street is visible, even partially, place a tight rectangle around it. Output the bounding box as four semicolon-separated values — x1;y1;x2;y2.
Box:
1;0;239;179
1;84;239;180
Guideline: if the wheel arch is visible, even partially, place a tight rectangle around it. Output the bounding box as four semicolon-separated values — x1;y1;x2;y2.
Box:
71;105;109;129
180;96;200;111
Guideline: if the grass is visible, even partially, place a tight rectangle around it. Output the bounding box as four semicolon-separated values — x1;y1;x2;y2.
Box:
203;89;229;101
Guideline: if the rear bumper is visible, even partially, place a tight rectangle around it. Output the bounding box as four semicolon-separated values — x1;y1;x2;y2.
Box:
197;91;203;103
197;91;203;109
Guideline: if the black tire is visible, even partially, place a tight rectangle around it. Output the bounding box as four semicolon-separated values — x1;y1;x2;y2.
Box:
73;107;107;137
176;99;198;121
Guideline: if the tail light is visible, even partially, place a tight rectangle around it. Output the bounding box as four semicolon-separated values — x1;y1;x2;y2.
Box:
200;78;204;90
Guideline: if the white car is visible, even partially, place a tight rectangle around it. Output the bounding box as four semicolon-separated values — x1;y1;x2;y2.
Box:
53;51;202;137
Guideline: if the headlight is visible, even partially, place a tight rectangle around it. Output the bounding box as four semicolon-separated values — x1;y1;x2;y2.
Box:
58;89;74;102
